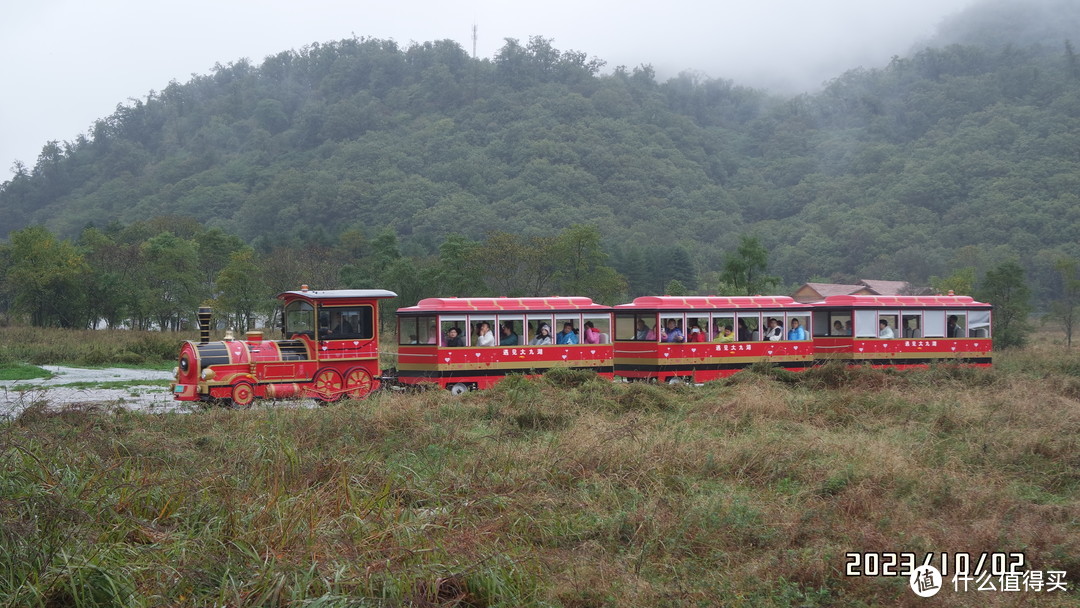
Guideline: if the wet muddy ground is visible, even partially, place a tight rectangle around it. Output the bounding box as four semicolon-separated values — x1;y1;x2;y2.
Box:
0;366;180;419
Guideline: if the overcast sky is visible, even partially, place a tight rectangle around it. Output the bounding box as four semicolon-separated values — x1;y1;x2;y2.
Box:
2;0;976;181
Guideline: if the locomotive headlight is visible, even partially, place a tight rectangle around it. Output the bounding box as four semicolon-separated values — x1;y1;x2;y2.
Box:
201;368;216;380
180;355;190;373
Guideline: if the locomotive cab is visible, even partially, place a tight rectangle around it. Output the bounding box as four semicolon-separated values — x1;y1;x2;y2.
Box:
171;287;397;405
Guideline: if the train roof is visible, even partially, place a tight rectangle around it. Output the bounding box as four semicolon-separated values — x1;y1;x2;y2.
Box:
277;289;398;302
615;295;811;310
818;295;991;308
398;296;608;314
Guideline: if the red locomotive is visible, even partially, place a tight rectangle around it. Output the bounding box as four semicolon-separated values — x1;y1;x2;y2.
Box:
171;287;396;405
395;296;614;394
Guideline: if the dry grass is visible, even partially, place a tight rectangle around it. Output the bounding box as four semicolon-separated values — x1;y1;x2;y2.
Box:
0;326;188;367
0;348;1078;606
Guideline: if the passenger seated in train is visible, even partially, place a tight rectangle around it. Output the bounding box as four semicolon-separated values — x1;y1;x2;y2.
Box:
878;319;895;339
583;321;601;344
764;318;783;341
500;323;519;346
531;324;553;345
687;321;706;342
787;318;807;340
331;318;354;336
475;321;496;347
713;325;735;343
557;322;579;345
635;319;656;340
904;319;921;338
947;315;963;338
737;319;752;341
832;320;847;336
662;318;685;343
445;326;465;347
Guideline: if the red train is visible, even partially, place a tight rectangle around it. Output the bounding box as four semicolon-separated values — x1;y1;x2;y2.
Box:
171;288;993;405
172;287;396;405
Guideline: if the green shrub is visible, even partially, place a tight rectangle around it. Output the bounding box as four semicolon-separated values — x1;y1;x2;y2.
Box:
612;382;674;413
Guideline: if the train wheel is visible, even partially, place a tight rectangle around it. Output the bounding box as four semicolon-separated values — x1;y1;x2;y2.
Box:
667;376;685;385
231;382;255;407
312;369;344;403
449;383;470;396
344;368;374;400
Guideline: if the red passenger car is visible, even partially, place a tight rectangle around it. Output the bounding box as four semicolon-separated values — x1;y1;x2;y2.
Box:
613;296;815;383
171;287;397;405
811;295;992;368
395;297;614;394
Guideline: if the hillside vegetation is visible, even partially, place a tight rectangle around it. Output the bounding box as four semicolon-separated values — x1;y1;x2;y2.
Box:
1;348;1077;606
2;0;1079;302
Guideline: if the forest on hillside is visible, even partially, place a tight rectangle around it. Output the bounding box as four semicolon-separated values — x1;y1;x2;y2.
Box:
1;0;1079;309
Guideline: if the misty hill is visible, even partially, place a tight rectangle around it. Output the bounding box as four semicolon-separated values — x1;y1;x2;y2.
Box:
1;0;1078;301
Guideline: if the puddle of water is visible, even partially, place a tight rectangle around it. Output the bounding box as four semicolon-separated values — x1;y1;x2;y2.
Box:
0;366;320;421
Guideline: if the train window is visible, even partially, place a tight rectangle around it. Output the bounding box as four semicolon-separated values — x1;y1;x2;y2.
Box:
786;314;810;340
284;301;314;337
902;313;922;338
526;314;554;344
968;310;991;337
812;313;831;337
617;317;639;341
496;315;525;346
323;306;374;340
554;314;582;344
472;317;497;347
854;310;877;338
399;317;418;345
399;316;437;345
418;316;437;344
924;311;946;337
947;312;967;338
877;311;899;339
440;316;467;346
737;313;761;341
582;314;611;344
832;314;852;336
711;313;734;340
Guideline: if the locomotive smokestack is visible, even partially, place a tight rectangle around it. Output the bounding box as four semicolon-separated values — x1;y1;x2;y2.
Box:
198;307;212;344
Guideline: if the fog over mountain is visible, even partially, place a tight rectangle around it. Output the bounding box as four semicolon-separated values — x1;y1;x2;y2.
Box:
1;0;980;180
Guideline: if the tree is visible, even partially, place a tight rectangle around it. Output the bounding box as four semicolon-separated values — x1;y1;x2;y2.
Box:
4;226;90;327
549;225;627;304
141;233;201;330
1049;256;1080;347
79;227;143;328
719;235;779;296
930;267;976;296
216;248;266;333
467;232;557;296
432;234;484;297
977;260;1032;349
665;279;688;296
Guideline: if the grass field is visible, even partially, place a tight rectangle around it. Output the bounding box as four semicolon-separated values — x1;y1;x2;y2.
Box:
0;326;191;368
1;339;1078;606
